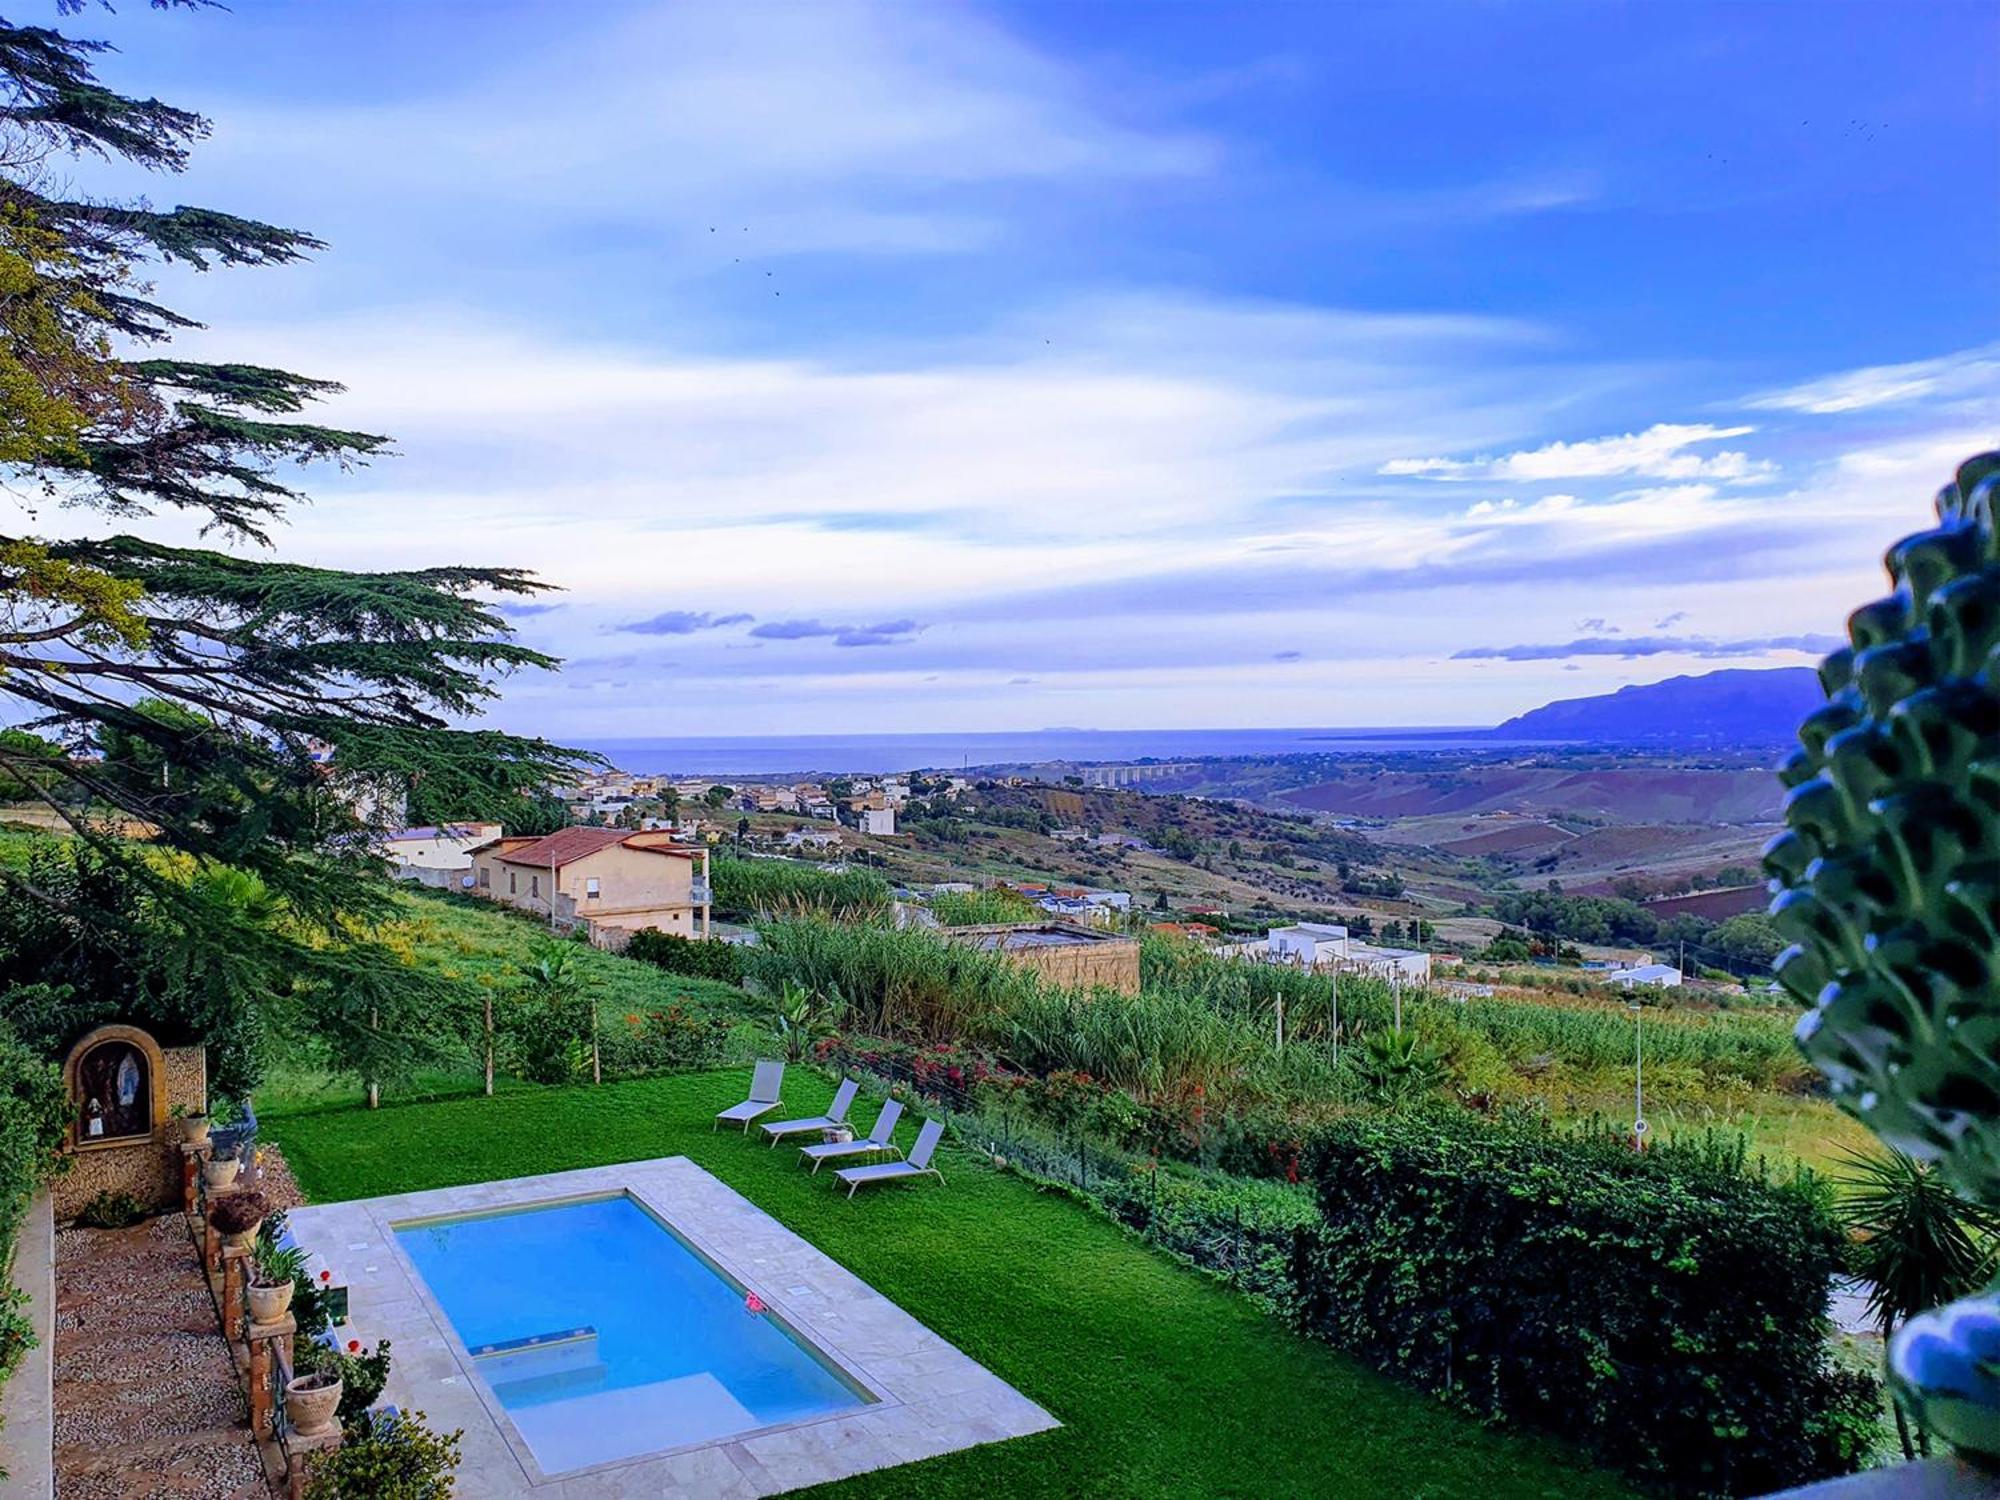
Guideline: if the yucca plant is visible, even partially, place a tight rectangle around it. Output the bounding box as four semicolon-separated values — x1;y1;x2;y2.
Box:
1353;1026;1451;1108
1836;1148;2000;1458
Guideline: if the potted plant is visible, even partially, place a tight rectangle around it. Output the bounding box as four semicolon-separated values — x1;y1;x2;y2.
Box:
172;1104;211;1148
285;1368;343;1438
202;1144;240;1191
209;1190;271;1251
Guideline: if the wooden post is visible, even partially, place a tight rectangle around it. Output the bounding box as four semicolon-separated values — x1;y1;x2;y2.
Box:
483;991;494;1097
590;998;601;1085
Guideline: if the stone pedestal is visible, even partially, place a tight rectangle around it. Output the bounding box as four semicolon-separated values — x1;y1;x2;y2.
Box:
245;1314;295;1442
220;1245;249;1353
178;1142;209;1218
284;1427;342;1500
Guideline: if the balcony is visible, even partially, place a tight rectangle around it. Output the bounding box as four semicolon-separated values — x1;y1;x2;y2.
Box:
689;880;712;905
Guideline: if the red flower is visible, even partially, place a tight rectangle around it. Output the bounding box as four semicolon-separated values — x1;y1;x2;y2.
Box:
346;1339;361;1354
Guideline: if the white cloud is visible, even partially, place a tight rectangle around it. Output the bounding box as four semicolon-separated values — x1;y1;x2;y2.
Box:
1382;422;1775;483
1745;344;2000;415
195;0;1214;267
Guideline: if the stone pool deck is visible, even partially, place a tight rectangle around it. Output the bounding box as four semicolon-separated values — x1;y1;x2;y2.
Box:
284;1157;1058;1497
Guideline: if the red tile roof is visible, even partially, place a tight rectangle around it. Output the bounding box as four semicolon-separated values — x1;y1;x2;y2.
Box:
492;826;695;869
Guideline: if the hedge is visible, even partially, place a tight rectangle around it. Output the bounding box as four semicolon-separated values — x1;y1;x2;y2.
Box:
0;1029;67;1393
622;929;745;985
1291;1111;1876;1495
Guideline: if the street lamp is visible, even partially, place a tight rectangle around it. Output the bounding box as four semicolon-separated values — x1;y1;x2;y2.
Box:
1629;995;1647;1151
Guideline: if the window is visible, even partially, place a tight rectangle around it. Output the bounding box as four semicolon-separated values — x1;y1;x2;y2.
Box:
585;877;601;899
509;871;517;895
76;1040;150;1144
530;875;540;898
478;867;490;889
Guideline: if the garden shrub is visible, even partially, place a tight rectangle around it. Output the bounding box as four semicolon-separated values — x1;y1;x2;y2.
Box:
597;1002;736;1074
623;929;745;984
305;1407;460;1498
1291;1110;1872;1495
74;1189;148;1229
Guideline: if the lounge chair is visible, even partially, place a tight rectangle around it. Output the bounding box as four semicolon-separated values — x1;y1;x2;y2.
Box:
714;1060;785;1132
760;1078;859;1147
835;1118;945;1198
798;1099;904;1174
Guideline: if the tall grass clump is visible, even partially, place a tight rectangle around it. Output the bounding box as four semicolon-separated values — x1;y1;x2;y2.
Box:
710;856;892;923
930;887;1039;926
746;919;1045;1039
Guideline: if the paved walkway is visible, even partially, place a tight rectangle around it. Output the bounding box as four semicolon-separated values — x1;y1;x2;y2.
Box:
52;1214;267;1500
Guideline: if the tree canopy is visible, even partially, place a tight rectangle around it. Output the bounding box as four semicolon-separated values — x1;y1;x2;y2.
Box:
0;5;588;1090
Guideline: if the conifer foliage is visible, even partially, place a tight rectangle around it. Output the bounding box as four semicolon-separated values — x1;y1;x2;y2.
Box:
0;4;586;1089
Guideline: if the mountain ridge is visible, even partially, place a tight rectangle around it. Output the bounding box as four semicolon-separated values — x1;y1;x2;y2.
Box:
1493;667;1824;745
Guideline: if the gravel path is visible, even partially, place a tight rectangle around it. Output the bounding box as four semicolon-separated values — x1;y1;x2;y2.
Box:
54;1211;270;1499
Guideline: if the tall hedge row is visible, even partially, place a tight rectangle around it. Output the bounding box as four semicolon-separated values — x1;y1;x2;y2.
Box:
0;1030;68;1389
1291;1112;1876;1495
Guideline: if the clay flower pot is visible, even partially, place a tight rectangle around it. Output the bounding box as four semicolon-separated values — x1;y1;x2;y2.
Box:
202;1156;239;1191
285;1371;342;1438
248;1278;294;1324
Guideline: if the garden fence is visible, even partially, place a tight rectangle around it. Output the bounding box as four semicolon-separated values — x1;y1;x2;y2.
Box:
820;1047;1310;1310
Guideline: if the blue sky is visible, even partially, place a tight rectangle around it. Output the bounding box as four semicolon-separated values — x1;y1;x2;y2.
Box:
58;0;2000;734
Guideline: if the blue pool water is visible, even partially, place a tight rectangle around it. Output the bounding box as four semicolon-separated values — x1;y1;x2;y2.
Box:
394;1194;870;1472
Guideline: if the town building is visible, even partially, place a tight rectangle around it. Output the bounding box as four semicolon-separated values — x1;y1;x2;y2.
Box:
379;822;504;888
468;827;711;949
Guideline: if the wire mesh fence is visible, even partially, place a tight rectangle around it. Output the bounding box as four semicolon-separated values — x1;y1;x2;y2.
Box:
818;1046;1313;1310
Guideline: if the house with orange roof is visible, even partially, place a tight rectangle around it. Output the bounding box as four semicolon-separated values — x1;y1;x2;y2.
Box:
468;827;711;949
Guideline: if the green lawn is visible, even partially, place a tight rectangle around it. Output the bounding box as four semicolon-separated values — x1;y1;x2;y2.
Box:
265;1068;1632;1500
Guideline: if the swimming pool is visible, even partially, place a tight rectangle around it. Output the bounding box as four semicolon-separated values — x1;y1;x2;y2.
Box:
393;1193;874;1473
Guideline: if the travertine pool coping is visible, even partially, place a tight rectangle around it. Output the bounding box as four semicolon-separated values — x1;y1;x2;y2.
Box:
285;1158;1057;1497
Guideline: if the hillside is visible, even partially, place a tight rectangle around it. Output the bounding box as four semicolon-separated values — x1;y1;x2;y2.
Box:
1277;764;1784;825
1493;668;1823;746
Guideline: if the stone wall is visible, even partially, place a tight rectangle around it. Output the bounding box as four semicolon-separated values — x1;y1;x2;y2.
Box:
52;1037;206;1222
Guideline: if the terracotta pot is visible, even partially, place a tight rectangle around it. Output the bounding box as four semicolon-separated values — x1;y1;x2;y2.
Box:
247;1278;294;1324
203;1157;240;1191
285;1371;342;1438
181;1116;211;1148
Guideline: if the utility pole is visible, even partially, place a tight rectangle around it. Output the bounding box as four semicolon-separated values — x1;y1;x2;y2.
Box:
1330;967;1339;1064
1275;991;1285;1051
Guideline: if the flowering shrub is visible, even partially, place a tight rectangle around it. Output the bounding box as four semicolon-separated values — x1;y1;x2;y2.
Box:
597;1003;735;1075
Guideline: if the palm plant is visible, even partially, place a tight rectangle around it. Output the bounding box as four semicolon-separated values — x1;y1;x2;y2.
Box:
1353;1026;1451;1108
1835;1147;2000;1458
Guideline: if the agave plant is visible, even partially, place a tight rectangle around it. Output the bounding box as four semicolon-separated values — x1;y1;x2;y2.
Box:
1767;451;2000;1462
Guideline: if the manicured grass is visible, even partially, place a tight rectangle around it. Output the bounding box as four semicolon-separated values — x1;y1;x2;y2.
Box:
266;1069;1632;1500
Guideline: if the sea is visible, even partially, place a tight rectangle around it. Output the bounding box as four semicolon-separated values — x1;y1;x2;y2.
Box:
571;726;1520;778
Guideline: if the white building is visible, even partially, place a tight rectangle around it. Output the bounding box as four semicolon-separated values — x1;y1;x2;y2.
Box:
1265;923;1350;967
1608;962;1683;989
857;806;897;836
1343;942;1433;983
380;822;504;886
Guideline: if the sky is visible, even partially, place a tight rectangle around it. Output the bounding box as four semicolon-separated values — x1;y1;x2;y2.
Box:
40;0;2000;736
